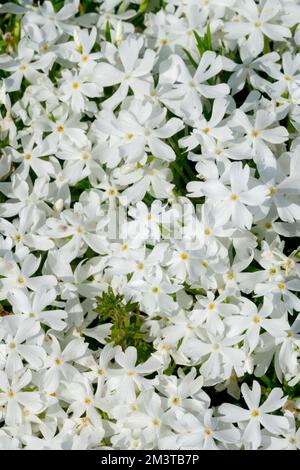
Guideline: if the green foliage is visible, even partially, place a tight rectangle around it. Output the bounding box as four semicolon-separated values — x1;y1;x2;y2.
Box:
95;287;154;362
168;136;197;195
105;21;112;43
182;48;198;68
71;178;92;202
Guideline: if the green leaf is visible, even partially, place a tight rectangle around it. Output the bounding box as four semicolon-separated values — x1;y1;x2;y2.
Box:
205;23;212;51
193;24;213;56
95;288;154;362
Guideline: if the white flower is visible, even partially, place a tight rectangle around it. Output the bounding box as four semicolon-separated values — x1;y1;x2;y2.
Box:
226;297;287;352
2;39;55;92
0;369;42;426
8;288;67;331
0;315;46;374
231;108;289;168
95;37;155;109
106;346;162;402
43;336;87;392
59;69;102;113
0;254;57;299
96;99;183;163
172;409;240;450
159;52;229;116
184;330;245;383
179;98;233;152
263;411;300;450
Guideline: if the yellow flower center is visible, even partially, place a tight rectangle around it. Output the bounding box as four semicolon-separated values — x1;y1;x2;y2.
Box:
230;193;238;201
54;357;62;365
24;153;31;160
81;417;90;426
56;125;64;132
72;82;79;89
277;283;285;290
251;409;259;417
17;276;25;285
180;252;189;260
251;129;259;137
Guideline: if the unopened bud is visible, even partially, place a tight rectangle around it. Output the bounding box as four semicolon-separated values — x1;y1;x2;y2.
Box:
54;199;64;213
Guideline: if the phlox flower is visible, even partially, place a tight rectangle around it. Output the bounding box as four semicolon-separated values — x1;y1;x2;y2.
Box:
95;37;155;109
0;369;43;427
200;162;269;229
219;381;288;449
224;0;291;57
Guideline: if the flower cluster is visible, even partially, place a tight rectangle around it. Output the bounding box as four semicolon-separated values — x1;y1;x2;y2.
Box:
0;0;299;450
